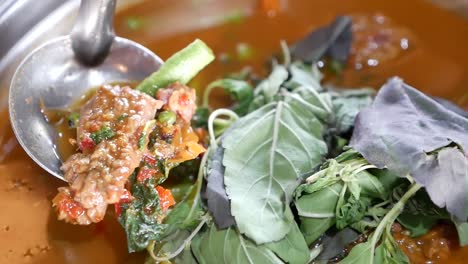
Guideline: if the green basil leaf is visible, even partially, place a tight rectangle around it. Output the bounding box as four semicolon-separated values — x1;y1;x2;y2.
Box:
284;63;323;91
191;224;283;264
336;196;371;229
265;210;310;264
294;161;344;245
118;177;166;252
248;64;289;112
295;182;343;218
397;213;438;238
354;170;388;200
329;87;374;135
206;79;254;116
300;217;335;246
222;95;328;244
90;126;115;144
453;219;468;246
395;188;449;238
162;200;203;237
338;240;373;264
339;232;410;264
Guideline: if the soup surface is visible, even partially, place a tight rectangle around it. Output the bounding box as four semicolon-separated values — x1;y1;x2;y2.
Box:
0;0;467;263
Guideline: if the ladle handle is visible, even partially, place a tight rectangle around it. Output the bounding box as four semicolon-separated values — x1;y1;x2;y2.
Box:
71;0;116;66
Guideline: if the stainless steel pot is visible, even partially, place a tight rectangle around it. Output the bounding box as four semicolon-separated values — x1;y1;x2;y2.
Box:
0;0;254;110
0;0;466;111
0;0;79;109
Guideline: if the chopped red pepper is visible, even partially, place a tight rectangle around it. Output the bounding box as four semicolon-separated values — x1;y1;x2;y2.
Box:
156;186;175;212
143;154;157;166
119;189;134;203
79;136;95;152
178;93;190;106
114;189;134;217
57;195;85;219
137;167;157;183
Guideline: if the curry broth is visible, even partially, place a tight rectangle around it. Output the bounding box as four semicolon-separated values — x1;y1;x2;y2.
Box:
41;89;98;162
0;0;467;263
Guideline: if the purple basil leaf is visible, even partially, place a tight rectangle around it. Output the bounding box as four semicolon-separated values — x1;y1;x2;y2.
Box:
291;16;352;63
412;147;467;221
350;77;468;220
205;145;235;229
432;96;468;119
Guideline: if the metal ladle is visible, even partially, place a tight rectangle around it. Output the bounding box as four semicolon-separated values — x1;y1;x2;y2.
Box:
8;0;163;180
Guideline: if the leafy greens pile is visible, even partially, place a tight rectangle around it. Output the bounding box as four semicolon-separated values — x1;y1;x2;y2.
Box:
131;18;468;264
191;72;468;264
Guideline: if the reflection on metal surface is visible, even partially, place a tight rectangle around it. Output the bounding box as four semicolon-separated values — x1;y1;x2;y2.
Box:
0;0;64;58
8;36;162;180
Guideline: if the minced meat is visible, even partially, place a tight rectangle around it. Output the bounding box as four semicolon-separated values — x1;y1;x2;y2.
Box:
53;85;163;225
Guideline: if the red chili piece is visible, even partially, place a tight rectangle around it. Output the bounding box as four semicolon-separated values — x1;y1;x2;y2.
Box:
156;186;175;212
57;196;85;219
143;154;157;166
79;136;95;151
137;168;157;183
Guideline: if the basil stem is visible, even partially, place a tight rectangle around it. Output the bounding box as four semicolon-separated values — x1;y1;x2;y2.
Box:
136;39;215;96
368;182;422;263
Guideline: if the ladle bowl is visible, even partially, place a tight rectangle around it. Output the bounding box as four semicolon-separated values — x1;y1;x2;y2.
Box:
8;0;163;180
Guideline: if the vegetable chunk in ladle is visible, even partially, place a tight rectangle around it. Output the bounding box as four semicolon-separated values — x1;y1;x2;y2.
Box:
8;0;163;180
